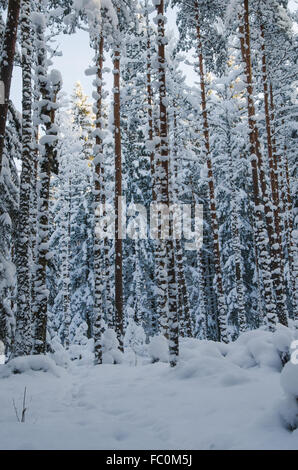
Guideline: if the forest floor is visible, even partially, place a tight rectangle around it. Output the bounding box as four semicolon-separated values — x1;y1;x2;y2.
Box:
0;330;298;450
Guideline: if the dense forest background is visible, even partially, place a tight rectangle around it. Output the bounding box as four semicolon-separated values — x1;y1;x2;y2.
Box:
0;0;297;367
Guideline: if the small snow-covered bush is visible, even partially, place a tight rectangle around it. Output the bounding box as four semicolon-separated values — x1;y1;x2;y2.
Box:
50;336;71;368
227;325;296;371
102;329;123;365
124;319;147;357
148;335;169;363
69;338;94;364
0;355;60;379
279;361;298;431
73;321;89;346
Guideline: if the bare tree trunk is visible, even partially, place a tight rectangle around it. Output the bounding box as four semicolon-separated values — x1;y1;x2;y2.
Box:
0;0;21;175
269;86;297;320
113;34;124;352
33;20;61;354
145;2;156;202
93;34;105;364
30;108;39;326
194;2;228;343
189;182;207;339
155;0;179;366
14;0;33;357
62;177;71;349
258;17;288;325
226;125;247;333
171;114;192;337
238;4;278;330
281;129;298;319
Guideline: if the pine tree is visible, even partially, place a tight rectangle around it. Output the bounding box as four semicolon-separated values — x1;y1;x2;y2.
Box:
174;0;229;342
14;0;34;357
33;9;62;353
154;0;179;366
0;0;21;174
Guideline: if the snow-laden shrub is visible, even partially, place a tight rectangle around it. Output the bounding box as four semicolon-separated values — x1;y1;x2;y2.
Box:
102;329;123;365
124;319;147;358
279;361;298;431
69;338;94;364
227;325;296;371
148;335;169;363
0;355;60;378
50;335;71;368
73;321;89;346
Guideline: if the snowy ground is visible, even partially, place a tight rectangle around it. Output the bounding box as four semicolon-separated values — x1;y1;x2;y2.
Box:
0;328;298;450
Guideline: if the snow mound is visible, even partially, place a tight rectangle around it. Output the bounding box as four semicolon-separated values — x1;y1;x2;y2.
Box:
279;361;298;430
226;325;296;371
124;319;147;357
0;355;60;379
50;336;71;368
102;329;123;365
148;335;169;363
69;338;94;364
173;338;249;383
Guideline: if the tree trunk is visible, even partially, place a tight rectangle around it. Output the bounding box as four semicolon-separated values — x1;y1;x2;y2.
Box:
145;3;156;202
62;177;71;349
155;0;179;366
238;3;278;330
226;115;247;333
258;17;288;325
113;35;124;352
33;20;61;354
14;0;33;357
171;114;192;338
194;2;228;343
93;34;105;364
0;0;21;175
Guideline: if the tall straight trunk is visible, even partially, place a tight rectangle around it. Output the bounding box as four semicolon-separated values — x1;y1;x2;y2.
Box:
30;110;39;321
144;11;166;335
172;113;192;338
133;241;142;325
62;177;71;349
258;18;288;325
155;0;179;366
190;183;207;339
145;3;156;202
197;250;208;338
33;21;60;354
270;88;297;319
93;34;105;364
0;0;21;175
113;37;124;352
230;201;246;333
225;119;247;333
13;0;33;357
281;131;298;319
152;115;168;336
174;239;192;337
238;4;278;330
194;3;228;343
283;151;298;319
